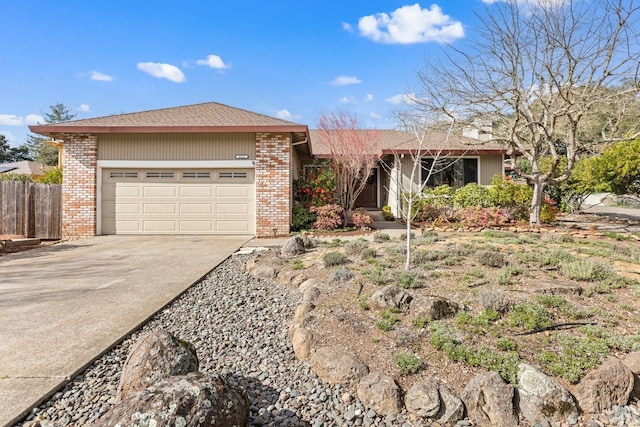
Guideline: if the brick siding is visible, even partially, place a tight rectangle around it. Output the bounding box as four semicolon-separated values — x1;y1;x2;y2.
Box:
61;133;97;238
255;132;291;237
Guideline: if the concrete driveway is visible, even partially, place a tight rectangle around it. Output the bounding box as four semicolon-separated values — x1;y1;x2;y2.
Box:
0;235;249;426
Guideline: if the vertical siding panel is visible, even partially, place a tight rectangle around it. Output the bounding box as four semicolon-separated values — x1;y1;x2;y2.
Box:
480;154;504;185
98;133;255;160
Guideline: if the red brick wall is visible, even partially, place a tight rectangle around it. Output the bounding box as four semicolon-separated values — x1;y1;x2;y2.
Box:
61;133;97;238
255;132;291;237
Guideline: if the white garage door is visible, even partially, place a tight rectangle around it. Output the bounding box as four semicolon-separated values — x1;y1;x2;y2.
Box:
101;168;255;234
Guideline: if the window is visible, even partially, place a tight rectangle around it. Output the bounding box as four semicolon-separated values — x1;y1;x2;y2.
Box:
146;171;174;178
110;172;138;178
182;172;211;179
219;171;247;179
421;158;478;188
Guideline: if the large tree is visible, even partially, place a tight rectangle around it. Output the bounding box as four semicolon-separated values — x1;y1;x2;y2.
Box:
316;111;380;216
0;134;32;163
415;0;640;225
27;103;76;166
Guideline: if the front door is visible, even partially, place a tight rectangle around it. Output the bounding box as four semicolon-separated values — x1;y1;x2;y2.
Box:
355;168;378;208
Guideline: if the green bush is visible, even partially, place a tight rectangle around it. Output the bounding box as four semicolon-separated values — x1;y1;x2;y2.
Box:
361;248;377;260
477;250;507;268
395;351;423;375
323;251;348;267
395;271;423;289
35;167;62;184
453;183;490;208
330;267;354;282
509;302;554;330
561;259;614;282
344;240;368;256
487;175;532;220
292;205;316;231
374;232;391;243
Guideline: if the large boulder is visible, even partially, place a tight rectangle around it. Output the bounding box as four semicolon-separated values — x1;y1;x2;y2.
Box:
116;329;199;401
405;377;465;426
356;373;403;416
623;352;640;401
280;236;306;258
278;270;306;287
461;371;518;426
367;285;412;311
574;356;633;413
517;363;578;424
292;327;314;360
249;264;277;281
409;295;460;320
308;346;369;384
96;372;250;427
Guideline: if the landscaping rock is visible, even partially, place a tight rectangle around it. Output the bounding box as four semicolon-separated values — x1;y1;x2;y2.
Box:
405;378;464;426
116;329;198;401
623;351;640;400
280;236;306;258
356;373;403;416
410;295;460;320
277;270;306;286
97;372;250;427
309;346;369;384
517;363;578;424
298;277;322;294
291;327;314;360
248;264;277;281
531;280;583;296
461;371;518;426
367;285;413;311
574;356;633;413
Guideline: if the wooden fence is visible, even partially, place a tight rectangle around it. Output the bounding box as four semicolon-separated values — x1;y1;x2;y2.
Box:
0;181;62;239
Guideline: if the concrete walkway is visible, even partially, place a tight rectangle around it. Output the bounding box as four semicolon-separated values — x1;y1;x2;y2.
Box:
0;235;249;426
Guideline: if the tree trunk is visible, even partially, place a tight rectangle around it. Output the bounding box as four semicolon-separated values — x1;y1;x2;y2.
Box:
529;179;546;227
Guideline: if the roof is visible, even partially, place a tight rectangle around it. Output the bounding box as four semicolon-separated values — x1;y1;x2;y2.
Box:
309;129;507;158
29;101;309;136
0;161;50;176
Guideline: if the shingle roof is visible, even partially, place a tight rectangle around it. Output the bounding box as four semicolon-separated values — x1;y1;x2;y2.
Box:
0;161;50;175
29;102;307;135
309;129;507;157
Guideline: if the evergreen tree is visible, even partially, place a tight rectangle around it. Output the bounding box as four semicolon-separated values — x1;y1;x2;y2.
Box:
27;103;76;166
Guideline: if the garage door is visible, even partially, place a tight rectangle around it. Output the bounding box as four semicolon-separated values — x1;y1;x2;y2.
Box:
101;168;255;234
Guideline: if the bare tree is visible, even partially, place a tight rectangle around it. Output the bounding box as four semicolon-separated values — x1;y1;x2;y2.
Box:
316;111;381;217
415;0;640;225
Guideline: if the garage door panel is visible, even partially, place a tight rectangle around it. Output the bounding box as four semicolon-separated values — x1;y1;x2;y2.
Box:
102;168;255;235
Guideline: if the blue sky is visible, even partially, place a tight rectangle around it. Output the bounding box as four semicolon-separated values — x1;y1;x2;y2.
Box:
1;1;499;146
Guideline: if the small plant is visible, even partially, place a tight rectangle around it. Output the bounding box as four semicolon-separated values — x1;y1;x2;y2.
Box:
395;270;423;289
479;290;511;313
381;205;394;221
323;251;349;267
377;308;400;330
509;302;554;330
292;259;303;270
535;335;610;383
351;208;373;228
561;259;614;282
497;337;518;351
495;266;522;286
374;232;391;243
400;231;416;241
330;267;354;282
361;248;377;260
396;351;423;375
344;239;368;256
363;265;388;286
477;250;507;268
310;204;344;231
412;317;430;328
358;300;370;311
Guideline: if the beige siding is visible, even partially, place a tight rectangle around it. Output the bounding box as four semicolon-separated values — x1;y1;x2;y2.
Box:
479;154;504;185
98;133;255;161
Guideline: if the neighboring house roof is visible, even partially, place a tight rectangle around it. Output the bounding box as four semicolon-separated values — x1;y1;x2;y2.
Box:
0;161;50;176
29;102;309;137
309;129;507;158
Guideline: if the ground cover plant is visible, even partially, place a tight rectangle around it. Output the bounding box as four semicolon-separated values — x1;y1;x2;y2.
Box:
255;225;640;397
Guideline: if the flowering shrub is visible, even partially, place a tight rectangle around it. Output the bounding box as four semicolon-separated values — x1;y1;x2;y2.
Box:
381;205;394;221
454;206;508;227
310;204;344;230
351;208;373;228
294;166;335;208
417;205;451;223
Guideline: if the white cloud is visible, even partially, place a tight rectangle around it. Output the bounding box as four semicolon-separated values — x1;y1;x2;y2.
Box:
137;62;186;83
342;22;354;32
0;114;24;126
364;94;374;102
78;104;91;113
330;76;362;86
385;93;418;105
339;96;358;104
276;109;301;121
370;112;383;120
90;71;114;81
358;3;464;44
25;114;44;125
196;54;231;69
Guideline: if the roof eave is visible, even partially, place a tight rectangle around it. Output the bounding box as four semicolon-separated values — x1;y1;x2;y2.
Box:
381;149;507;155
28;124;309;137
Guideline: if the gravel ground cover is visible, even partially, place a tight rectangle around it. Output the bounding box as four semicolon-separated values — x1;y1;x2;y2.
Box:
16;253;425;427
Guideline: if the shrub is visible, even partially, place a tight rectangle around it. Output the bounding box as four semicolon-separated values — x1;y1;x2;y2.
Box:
509;302;554;330
453;183;490;208
495;266;522;286
394;271;423;289
416;205;451;223
497;337;518;351
351;208;373;228
454;206;508;228
477;250;507;267
294;164;335;207
487;175;533;220
292;205;316;231
323;251;348;267
396;352;423;375
344;239;368;256
381;205;394;221
561;259;614;282
376;309;399;331
540;199;558;223
35;167;62;184
479;290;511;313
374;232;391;243
310;204;343;230
363;266;388;286
330;267;354;282
400;232;416;241
361;248;377;260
